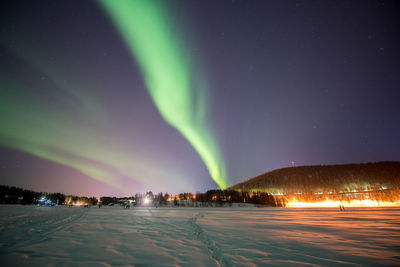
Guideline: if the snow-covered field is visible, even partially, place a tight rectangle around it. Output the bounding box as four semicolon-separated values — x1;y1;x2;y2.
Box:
0;205;399;266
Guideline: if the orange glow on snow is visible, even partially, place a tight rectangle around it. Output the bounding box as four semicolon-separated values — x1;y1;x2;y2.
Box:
286;198;400;208
72;201;88;206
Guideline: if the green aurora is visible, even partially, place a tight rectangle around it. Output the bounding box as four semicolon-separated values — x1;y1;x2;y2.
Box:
100;0;227;188
0;40;193;193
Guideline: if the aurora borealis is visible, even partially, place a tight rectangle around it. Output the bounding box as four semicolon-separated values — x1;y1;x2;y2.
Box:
1;0;399;196
99;0;227;189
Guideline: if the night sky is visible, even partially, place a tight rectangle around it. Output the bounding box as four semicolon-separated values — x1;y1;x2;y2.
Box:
1;0;399;197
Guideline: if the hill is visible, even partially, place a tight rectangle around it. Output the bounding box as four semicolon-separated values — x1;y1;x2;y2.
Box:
229;161;400;194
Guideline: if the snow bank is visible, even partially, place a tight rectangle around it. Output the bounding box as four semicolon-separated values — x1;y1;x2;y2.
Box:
0;205;399;266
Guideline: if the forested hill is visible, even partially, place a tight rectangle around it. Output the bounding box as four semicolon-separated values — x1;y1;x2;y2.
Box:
229;162;400;194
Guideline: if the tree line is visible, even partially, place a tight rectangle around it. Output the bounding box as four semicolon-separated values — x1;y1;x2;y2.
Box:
0;185;98;205
100;190;280;207
0;184;286;207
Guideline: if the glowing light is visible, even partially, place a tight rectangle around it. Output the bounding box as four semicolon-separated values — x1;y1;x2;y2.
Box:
286;198;400;208
73;201;87;206
100;0;228;189
143;197;150;204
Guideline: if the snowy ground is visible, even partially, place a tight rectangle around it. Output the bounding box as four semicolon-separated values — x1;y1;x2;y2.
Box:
0;205;399;266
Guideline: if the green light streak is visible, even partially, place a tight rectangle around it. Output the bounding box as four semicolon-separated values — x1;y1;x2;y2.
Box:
0;62;192;193
100;0;227;188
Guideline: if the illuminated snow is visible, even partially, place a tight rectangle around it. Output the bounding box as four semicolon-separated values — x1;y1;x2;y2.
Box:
0;205;399;266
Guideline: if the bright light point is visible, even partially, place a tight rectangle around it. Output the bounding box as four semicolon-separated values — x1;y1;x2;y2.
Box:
143;197;150;204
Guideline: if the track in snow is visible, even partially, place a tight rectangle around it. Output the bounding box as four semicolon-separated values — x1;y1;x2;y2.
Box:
0;205;399;266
